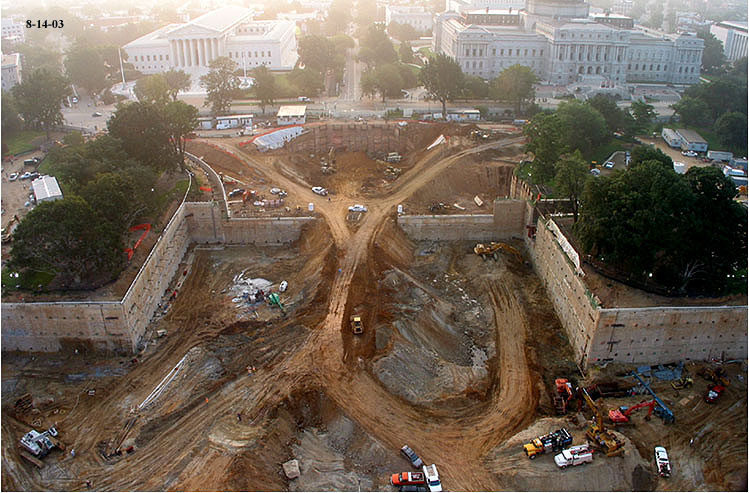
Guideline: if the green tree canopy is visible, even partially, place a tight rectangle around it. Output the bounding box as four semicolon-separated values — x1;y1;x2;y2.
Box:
671;96;711;127
630;145;673;170
134;73;171;105
162;101;199;165
12;69;71;138
587;94;633;134
554;150;590;222
358;24;398;68
523;111;564;184
164;69;191;100
356;0;379;26
9;196;125;290
629;100;656;131
419;53;464;119
388;21;419;42
556;100;608;156
107;101;175;170
490;64;538;115
697;29;727;73
1;91;22;135
251;65;278;114
200;56;239;115
715;112;748;151
463;75;489;99
399;41;415;64
64;43;109;96
326;0;352;35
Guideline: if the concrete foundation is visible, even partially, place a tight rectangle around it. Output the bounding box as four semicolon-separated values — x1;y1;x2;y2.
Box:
285;122;408;154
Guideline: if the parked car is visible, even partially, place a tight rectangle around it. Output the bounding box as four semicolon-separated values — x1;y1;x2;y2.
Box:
270;187;281;194
705;384;725;403
681;150;698;157
554;444;593;469
20;172;32;180
297;96;311;102
348;204;368;212
279;280;288;292
604;161;615;169
654;446;671;477
400;445;423;468
311;186;328;196
228;188;245;197
29;172;39;180
9;172;18;181
92;111;103;117
390;472;425;486
421;464;442;492
590;168;601;176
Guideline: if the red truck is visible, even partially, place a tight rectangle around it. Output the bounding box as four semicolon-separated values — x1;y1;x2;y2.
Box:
391;472;426;486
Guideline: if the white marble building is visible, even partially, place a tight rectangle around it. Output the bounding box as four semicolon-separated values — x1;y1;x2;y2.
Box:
123;6;298;76
385;6;434;32
710;21;748;63
2;53;21;91
446;0;527;13
433;0;703;85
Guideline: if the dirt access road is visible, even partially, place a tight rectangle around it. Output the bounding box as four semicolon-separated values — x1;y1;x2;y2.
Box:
204;135;530;489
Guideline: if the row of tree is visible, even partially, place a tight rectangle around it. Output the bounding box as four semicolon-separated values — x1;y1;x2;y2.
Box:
9;99;198;290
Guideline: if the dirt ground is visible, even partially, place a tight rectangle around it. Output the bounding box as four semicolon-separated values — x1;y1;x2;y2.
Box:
2;122;746;492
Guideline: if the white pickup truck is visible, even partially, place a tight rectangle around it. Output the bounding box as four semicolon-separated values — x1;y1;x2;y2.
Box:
554;444;593;469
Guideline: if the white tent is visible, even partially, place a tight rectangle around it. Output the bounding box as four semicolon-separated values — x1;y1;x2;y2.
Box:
31;175;63;203
254;126;305;152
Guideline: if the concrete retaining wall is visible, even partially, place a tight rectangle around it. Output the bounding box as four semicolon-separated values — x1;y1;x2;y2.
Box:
286;122;407;154
527;216;748;368
2;198;315;354
397;199;526;241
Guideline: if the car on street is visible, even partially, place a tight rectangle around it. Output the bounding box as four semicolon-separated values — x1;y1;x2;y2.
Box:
391;472;426;486
682;150;698;157
654;446;671;477
311;186;328;196
92;111;103;117
9;172;18;181
705;384;725;403
401;445;423;468
348;204;368;212
604;161;615;169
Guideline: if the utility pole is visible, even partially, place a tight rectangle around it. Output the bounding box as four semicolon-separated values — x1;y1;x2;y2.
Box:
118;47;126;90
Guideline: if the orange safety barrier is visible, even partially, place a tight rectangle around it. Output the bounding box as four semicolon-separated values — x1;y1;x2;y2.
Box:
200;186;212;192
124;223;152;260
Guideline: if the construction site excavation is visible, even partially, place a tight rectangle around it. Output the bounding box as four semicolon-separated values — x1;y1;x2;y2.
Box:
2;122;746;492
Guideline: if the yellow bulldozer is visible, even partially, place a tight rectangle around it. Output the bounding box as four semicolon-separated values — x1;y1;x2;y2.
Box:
473;242;522;262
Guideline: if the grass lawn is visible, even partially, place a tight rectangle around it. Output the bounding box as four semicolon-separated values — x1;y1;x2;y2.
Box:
590;137;634;165
418;46;435;58
1;267;56;292
4;130;45;156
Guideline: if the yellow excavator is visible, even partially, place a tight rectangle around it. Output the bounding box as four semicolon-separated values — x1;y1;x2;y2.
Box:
473;242;522;262
581;387;625;457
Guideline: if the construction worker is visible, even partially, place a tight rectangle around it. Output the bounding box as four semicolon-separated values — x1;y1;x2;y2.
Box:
237;413;242;422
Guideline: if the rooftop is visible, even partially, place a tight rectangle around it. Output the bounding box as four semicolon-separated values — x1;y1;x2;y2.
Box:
676;128;707;144
32;175;63;201
277;105;306;117
2;53;20;68
190;6;254;32
715;20;748;32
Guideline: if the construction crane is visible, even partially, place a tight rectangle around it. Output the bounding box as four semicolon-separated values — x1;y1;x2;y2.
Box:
580;388;625;457
629;372;675;424
473;242;522;262
608;400;656;425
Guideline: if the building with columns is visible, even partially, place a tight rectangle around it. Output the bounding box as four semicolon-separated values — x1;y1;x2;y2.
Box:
433;0;703;85
123;6;298;76
710;21;748;63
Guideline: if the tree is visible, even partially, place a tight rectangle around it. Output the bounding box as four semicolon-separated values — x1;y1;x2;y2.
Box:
289;67;325;96
64;44;109;96
419;53;464;119
399;41;415;64
17;43;63;74
356;0;378;26
671;96;711;127
12;69;70;139
554;151;589;222
358;24;398;68
463;75;489;99
162;101;199;165
326;0;352;35
388;21;419;42
697;30;727;73
134;73;171;105
729;57;747;78
107;101;174;170
523;112;564;184
629;100;656;131
9;196;125;290
556;100;608;156
683;77;746;121
200;57;239;115
1;91;22;135
370;64;405;101
360;69;378;100
397;63;418;89
251;66;278;114
298;35;336;75
715;112;748;151
630;145;673;170
164;69;191;101
80;172;145;228
490;64;538;115
587;94;631;134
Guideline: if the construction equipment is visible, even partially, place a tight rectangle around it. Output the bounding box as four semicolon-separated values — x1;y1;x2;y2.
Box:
267;293;285;315
473;242;522;262
553;378;574;415
523;428;573;459
698;366;731;387
350;314;363;335
670;376;693;391
20;427;64;458
328;147;336;165
630;372;675;424
608;400;656;425
580;388;625;457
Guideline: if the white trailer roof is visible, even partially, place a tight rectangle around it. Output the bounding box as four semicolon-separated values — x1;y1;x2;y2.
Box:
32;175;63;201
277;105;306;117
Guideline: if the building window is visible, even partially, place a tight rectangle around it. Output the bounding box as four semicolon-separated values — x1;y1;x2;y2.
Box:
159;54;163;61
492;48;496;56
516;49;520;56
473;49;476;56
524;49;528;56
466;49;470;56
166;55;169;60
500;49;504;55
540;50;543;56
532;49;536;56
229;53;233;58
479;49;483;56
147;55;151;61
